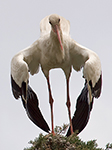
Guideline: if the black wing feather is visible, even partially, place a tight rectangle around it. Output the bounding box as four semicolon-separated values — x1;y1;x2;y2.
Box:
11;75;21;99
66;73;102;137
26;85;50;133
66;83;93;136
11;75;50;133
89;74;102;98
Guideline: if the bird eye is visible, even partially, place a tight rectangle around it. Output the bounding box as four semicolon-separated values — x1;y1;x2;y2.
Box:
58;19;60;23
49;21;52;25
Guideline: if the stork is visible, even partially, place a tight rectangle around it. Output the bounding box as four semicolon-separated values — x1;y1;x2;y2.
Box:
11;14;102;136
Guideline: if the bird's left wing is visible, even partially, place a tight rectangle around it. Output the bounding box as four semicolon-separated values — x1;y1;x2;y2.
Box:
66;40;102;135
66;82;93;136
11;41;50;133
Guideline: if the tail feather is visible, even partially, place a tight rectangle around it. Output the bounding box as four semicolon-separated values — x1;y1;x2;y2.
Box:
66;83;93;136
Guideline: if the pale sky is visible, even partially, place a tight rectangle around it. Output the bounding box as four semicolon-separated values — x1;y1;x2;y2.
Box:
0;0;112;149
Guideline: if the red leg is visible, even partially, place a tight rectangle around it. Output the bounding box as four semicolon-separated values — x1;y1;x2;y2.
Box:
47;77;55;136
66;77;73;135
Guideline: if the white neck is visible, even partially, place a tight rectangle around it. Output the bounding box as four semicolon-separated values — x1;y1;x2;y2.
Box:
50;30;65;62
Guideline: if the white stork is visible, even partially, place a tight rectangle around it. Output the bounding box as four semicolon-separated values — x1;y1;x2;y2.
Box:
11;14;102;136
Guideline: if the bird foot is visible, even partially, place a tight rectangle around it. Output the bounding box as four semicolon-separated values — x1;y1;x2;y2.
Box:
51;130;55;136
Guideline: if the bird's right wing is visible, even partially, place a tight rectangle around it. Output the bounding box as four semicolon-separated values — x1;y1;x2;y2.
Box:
11;75;50;133
11;41;50;133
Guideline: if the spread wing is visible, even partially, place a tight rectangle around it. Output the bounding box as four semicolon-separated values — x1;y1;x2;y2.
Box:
11;41;50;133
66;40;102;136
69;40;102;100
66;77;101;136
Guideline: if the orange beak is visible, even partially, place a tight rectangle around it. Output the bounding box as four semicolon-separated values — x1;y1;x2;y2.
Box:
53;25;63;50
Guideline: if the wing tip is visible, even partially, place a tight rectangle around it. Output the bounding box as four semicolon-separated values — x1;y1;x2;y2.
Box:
26;86;50;133
11;75;50;133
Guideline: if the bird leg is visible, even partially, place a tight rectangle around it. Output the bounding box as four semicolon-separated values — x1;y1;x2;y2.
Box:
66;77;73;135
47;77;55;136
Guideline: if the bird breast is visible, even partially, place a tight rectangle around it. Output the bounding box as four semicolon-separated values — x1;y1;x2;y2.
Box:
41;48;65;69
40;41;70;72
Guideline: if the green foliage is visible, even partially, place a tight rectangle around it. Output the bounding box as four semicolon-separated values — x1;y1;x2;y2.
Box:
54;124;69;135
24;124;112;150
105;143;112;150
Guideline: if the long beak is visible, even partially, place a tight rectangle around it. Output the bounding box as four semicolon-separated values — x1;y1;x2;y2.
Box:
53;25;63;50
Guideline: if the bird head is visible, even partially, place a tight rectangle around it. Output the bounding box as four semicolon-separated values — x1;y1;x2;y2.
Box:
49;14;63;50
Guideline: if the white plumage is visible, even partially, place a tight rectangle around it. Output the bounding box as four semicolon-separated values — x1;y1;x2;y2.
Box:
40;14;70;37
11;14;102;136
